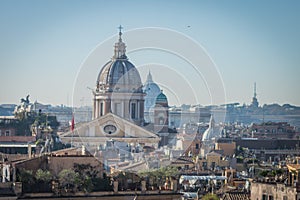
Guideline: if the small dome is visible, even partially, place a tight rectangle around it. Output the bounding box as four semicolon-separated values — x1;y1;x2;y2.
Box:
143;71;161;112
143;72;161;95
202;115;220;142
156;91;168;104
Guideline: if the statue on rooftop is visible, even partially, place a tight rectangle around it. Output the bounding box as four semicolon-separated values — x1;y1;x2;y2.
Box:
21;95;30;104
15;95;32;115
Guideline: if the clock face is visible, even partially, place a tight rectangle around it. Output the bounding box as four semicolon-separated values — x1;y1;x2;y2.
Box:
104;125;117;134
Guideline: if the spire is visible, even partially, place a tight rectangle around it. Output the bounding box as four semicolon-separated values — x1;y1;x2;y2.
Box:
254;82;257;98
113;25;127;59
251;82;259;108
146;70;153;82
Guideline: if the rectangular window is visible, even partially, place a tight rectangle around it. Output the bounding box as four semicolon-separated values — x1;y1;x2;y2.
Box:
5;130;10;136
196;143;199;149
283;196;287;200
131;103;136;119
0;130;2;136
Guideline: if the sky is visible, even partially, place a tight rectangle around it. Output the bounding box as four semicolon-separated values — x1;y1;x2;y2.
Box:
0;0;299;107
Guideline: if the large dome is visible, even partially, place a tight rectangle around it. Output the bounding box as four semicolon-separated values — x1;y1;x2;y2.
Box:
96;29;142;93
97;60;142;92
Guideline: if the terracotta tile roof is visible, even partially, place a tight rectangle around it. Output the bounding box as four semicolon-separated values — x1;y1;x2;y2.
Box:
287;164;300;171
0;136;35;143
222;192;250;200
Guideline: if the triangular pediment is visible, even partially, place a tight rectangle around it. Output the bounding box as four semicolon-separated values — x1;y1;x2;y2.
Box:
61;113;159;140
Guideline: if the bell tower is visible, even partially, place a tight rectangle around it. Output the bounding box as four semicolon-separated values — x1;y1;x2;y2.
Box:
154;90;169;146
251;82;259;108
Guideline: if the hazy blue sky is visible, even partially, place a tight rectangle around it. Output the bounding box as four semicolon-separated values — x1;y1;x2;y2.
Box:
0;0;299;107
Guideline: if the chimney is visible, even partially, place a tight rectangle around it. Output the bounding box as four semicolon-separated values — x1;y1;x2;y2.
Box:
82;145;86;155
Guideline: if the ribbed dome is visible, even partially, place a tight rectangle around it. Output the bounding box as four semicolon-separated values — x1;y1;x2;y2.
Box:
97;59;142;92
96;28;143;93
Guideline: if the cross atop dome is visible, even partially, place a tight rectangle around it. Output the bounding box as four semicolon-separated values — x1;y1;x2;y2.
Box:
118;25;123;35
118;25;123;41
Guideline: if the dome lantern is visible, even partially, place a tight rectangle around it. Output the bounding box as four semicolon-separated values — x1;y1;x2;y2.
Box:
113;25;127;59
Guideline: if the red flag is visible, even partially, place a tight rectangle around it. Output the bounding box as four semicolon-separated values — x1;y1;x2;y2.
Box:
70;115;75;131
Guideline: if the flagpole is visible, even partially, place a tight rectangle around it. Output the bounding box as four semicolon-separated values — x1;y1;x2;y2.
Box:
71;130;73;147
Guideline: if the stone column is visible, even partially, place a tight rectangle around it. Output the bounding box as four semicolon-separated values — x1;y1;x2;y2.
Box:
2;164;10;182
121;101;125;117
124;100;130;119
12;166;16;182
105;99;111;114
96;101;100;118
93;97;96;120
1;164;4;182
137;101;140;120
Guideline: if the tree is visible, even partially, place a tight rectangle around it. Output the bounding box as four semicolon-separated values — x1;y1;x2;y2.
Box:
58;165;101;193
202;193;219;200
35;169;52;183
17;169;37;192
139;166;179;189
17;169;35;184
73;163;98;192
259;170;269;177
58;169;80;193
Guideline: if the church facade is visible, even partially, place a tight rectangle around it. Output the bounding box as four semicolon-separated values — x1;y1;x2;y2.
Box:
61;27;173;157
